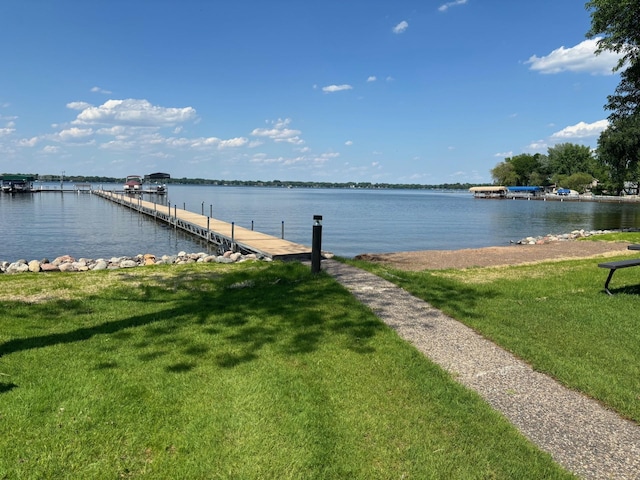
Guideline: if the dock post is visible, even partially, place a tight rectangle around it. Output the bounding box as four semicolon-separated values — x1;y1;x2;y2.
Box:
311;215;322;274
251;220;254;231
231;222;235;251
281;221;285;239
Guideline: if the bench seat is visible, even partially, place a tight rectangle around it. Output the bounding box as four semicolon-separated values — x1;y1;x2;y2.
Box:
597;259;640;295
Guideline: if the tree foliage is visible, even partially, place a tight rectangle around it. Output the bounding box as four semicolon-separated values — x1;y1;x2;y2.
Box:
586;0;640;73
491;146;596;189
490;153;550;186
586;0;640;192
547;143;595;177
596;115;640;193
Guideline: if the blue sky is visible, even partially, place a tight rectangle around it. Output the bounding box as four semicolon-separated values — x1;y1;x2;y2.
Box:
0;1;624;184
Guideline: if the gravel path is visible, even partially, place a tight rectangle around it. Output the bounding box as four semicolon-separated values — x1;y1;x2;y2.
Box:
322;258;640;480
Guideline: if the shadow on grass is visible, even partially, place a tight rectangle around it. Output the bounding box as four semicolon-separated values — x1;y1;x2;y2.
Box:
0;263;384;369
0;382;17;394
346;260;500;320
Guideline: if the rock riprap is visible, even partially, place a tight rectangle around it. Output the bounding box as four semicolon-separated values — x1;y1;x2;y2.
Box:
516;228;638;245
1;251;267;274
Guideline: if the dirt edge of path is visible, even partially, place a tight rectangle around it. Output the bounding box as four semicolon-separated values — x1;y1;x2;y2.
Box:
354;241;635;271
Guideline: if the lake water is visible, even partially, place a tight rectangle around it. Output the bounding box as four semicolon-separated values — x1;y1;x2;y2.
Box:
2;183;640;261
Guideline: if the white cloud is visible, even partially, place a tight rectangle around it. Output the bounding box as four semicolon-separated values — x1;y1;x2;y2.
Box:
392;21;408;34
525;141;548;151
550;119;609;139
322;84;353;93
438;0;467;12
91;86;112;94
218;137;249;149
345;140;353;146
367;76;377;82
0;121;15;136
18;137;39;147
251;118;304;145
249;149;338;167
95;125;132;137
494;151;513;158
526;38;622;75
67;101;93;111
73;99;197;126
57;127;94;141
42;145;60;154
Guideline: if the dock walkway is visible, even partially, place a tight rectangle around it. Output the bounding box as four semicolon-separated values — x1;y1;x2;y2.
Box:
94;190;312;260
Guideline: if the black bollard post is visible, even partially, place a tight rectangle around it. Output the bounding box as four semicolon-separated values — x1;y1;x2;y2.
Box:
311;215;322;274
231;222;235;252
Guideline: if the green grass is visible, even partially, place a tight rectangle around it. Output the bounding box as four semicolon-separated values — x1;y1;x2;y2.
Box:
581;231;640;243
347;253;640;424
0;262;572;479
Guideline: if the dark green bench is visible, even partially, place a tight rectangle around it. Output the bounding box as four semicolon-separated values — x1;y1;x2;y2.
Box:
598;258;640;295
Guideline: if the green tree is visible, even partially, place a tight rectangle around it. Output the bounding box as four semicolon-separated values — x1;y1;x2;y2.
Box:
586;0;640;192
596;115;640;193
564;173;595;193
586;0;640;122
491;153;550;186
490;161;517;185
547;143;595;177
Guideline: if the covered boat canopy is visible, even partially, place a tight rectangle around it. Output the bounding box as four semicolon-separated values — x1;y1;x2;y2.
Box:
469;185;507;198
506;186;543;192
145;172;171;181
469;186;507;193
1;174;36;182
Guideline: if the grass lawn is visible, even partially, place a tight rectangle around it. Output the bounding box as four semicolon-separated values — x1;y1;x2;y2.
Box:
349;245;640;424
0;262;572;479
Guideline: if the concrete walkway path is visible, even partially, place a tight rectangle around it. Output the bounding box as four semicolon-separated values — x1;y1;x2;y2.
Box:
322;259;640;480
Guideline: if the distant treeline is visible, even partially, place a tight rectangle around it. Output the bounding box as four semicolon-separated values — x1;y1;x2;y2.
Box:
31;174;477;191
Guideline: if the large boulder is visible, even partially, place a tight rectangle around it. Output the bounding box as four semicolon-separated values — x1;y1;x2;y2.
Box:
28;260;41;273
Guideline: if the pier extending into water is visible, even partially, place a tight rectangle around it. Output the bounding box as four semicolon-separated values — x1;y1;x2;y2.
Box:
94;190;313;261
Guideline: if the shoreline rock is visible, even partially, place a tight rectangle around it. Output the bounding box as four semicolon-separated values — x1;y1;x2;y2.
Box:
0;251;268;274
515;228;640;245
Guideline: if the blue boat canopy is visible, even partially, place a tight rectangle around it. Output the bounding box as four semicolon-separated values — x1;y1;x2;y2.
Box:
506;186;543;192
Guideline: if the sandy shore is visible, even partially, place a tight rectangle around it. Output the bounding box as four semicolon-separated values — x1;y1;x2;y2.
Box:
355;240;636;270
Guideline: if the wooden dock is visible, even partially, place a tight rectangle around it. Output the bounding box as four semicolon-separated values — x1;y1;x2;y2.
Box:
94;190;313;261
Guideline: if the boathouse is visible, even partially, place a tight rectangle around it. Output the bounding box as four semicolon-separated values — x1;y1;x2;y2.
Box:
506;186;544;198
469;186;507;198
144;172;170;193
1;174;35;193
